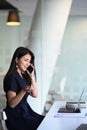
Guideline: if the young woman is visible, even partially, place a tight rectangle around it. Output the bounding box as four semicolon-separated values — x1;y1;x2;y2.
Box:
3;46;44;130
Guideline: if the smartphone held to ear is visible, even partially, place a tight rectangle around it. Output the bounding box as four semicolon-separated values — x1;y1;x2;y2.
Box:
27;65;33;73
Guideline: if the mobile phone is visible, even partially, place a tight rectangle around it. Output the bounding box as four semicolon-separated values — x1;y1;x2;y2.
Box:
27;65;33;73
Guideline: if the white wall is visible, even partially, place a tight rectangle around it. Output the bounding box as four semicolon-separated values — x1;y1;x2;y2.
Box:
0;15;33;111
0;15;32;73
27;0;72;113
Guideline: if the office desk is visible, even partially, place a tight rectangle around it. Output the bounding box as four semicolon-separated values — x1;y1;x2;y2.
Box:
37;101;87;130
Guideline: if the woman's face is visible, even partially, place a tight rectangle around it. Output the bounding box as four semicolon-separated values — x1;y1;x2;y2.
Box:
16;54;31;72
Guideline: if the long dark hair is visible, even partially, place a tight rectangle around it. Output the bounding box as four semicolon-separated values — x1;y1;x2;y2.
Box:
4;47;36;90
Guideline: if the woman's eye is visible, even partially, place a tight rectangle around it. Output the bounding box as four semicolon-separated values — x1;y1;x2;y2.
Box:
24;59;28;61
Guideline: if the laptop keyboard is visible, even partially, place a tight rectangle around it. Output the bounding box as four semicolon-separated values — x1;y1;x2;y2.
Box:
58;107;81;113
58;107;75;113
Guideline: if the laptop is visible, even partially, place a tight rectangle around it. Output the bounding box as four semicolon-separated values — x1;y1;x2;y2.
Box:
58;89;85;113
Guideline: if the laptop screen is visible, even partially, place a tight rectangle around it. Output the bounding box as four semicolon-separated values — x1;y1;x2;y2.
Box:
58;88;85;113
66;88;85;105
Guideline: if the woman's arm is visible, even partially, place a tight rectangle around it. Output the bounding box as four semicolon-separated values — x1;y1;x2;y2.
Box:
27;65;38;97
7;78;38;108
7;87;29;108
29;77;38;97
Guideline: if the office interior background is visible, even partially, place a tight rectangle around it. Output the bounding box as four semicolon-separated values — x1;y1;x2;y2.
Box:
0;0;87;114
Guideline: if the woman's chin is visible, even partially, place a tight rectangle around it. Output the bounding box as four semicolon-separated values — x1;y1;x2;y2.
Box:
23;68;27;71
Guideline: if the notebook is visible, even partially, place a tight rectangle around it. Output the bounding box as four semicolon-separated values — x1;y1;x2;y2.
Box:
58;89;85;113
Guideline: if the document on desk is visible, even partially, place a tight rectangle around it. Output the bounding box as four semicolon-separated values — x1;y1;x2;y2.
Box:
54;112;86;118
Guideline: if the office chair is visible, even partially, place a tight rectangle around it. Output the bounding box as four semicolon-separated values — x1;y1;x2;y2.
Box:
0;110;8;130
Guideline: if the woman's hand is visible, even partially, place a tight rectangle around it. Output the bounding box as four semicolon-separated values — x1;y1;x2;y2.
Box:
22;86;31;92
26;64;38;97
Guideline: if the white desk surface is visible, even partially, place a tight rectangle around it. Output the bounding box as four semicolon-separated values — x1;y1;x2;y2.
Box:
37;101;87;130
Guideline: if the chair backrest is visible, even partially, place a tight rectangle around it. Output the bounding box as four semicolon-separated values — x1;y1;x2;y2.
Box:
0;110;8;130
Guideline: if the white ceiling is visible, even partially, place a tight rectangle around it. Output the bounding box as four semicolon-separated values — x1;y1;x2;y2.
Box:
0;0;87;16
70;0;87;16
7;0;38;16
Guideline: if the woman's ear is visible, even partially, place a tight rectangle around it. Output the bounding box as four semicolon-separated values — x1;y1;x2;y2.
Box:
16;57;18;64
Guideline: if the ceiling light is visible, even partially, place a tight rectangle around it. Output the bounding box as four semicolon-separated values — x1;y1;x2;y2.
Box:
6;9;21;26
